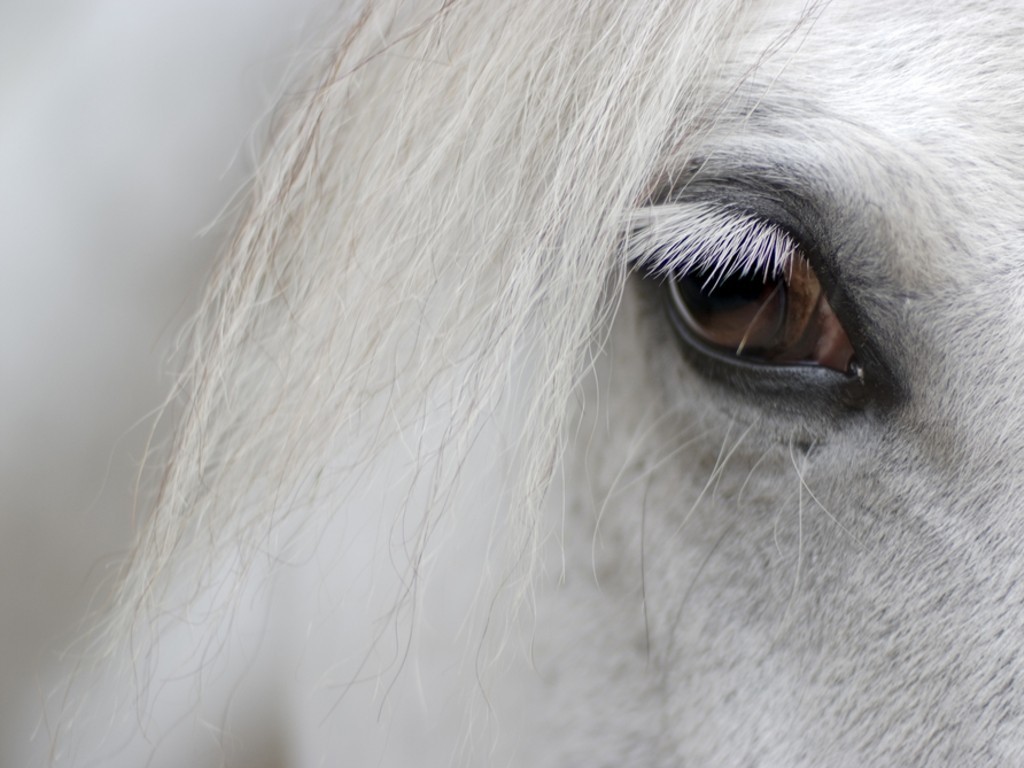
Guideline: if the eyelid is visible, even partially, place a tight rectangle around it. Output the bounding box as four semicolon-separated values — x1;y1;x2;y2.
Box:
628;195;902;411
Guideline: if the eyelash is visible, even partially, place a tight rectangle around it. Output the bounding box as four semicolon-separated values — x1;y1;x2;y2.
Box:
626;203;798;286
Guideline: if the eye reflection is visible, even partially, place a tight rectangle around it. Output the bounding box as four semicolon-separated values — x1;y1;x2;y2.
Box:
666;250;857;374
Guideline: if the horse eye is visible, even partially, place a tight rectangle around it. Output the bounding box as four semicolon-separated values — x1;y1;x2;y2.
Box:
666;249;857;375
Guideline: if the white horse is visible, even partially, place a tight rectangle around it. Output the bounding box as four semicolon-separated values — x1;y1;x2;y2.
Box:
36;0;1024;765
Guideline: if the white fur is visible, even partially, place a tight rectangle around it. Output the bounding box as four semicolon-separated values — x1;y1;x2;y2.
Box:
34;0;1024;765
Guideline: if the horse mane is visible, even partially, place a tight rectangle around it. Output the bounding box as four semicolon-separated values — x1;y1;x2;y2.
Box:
54;0;771;760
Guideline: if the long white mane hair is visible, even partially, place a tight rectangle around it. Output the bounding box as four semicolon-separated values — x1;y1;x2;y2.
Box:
54;0;772;763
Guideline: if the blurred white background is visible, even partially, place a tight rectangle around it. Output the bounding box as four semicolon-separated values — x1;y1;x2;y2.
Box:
0;0;334;757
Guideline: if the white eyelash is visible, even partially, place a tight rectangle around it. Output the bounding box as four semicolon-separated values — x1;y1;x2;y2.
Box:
625;202;800;289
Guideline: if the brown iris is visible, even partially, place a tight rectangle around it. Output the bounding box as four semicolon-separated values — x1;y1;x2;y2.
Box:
667;251;856;374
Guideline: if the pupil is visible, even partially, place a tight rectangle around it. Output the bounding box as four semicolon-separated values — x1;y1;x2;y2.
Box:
675;268;775;314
